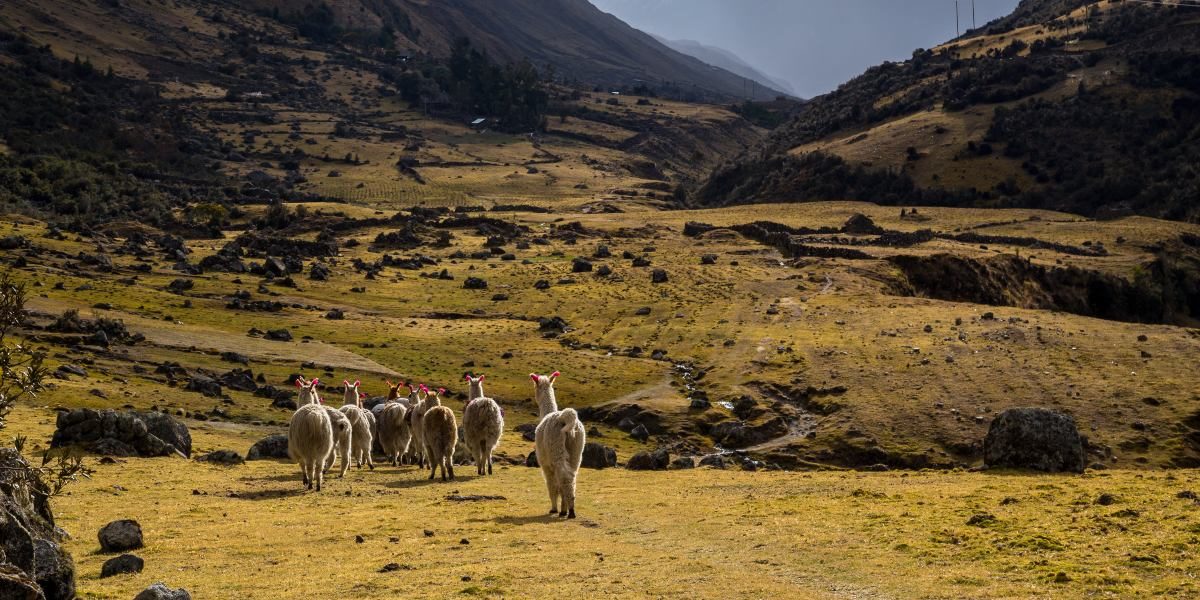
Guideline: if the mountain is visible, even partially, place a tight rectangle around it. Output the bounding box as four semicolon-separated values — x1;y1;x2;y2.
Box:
695;0;1200;223
652;35;797;98
240;0;786;101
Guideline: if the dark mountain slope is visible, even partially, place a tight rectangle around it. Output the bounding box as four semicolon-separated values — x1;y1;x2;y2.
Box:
244;0;786;101
695;0;1200;223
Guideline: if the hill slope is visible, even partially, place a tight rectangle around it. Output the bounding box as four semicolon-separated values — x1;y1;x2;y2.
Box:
652;34;797;97
240;0;786;101
695;0;1200;223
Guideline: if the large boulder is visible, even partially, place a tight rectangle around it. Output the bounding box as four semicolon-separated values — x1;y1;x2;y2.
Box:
98;520;143;553
246;435;289;460
0;449;75;600
626;449;670;471
580;443;617;469
100;554;144;578
51;410;191;458
983;408;1086;473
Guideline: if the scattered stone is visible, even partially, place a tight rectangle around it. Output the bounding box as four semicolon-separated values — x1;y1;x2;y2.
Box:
699;455;727;469
634;307;651;316
533;279;551;290
195;450;244;466
264;329;293;342
133;582;192;600
463;277;488;290
220;352;249;365
325;308;345;320
650;269;668;283
525;451;538;468
309;263;330;281
670;456;696;470
98;519;143;552
100;554;144;578
1095;493;1118;506
629;424;650;442
700;254;717;265
247;435;289;460
626;449;670;471
580;443;617;469
185;375;222;398
966;513;998;527
572;258;593;273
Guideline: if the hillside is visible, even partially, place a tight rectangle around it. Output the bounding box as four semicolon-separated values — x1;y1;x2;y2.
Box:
652;34;797;98
238;0;786;101
696;0;1200;223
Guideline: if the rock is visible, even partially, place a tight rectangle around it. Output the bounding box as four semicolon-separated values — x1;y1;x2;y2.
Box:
100;554;144;578
634;307;651;316
325;308;345;320
195;450;244;466
651;269;668;283
670;456;696;470
699;455;727;469
572;258;593;273
982;408;1086;473
98;520;143;553
184;375;222;398
514;423;536;442
220;352;249;365
537;316;569;336
166;279;193;294
580;443;617;469
700;254;718;265
593;245;611;258
629;424;650;442
525;451;538;468
1;448;77;600
134;583;192;600
0;563;44;599
689;398;711;409
626;449;670;471
55;364;87;378
264;329;292;342
596;264;612;277
309;263;330;281
463;277;488;290
842;213;884;235
52;409;191;458
1095;493;1118;506
632;255;651;267
247;435;289;460
533;279;551;290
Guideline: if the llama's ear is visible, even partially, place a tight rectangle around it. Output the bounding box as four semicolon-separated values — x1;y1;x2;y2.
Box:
438;387;446;395
530;373;539;382
354;379;360;387
550;371;560;381
479;374;485;382
464;374;471;381
385;379;393;388
295;379;303;388
343;380;350;387
311;378;320;386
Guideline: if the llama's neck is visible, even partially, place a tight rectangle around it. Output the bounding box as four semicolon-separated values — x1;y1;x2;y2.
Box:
469;382;485;402
343;389;358;407
299;389;318;406
536;387;558;418
429;395;441;407
387;388;399;401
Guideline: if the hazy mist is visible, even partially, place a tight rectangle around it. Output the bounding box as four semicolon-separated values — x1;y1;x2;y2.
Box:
590;0;1023;98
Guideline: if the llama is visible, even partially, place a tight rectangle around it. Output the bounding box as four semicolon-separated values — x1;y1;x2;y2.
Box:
338;405;375;470
288;402;334;491
408;384;431;468
422;387;457;481
462;374;503;476
295;376;322;406
377;402;411;466
322;406;352;478
532;372;585;518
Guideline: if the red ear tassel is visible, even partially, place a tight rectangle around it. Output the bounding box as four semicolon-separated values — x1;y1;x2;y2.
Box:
464;374;471;381
530;373;539;382
295;379;303;388
438;388;446;394
311;378;319;386
551;371;560;378
354;379;360;387
479;374;485;381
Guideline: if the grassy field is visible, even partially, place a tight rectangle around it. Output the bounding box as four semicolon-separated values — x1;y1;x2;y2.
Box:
8;404;1200;599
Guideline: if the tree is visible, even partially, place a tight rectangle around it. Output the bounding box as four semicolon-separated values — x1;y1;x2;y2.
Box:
0;272;91;495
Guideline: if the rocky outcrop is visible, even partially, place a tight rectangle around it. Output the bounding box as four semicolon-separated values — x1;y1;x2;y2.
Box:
983;408;1086;473
0;449;76;600
51;410;191;458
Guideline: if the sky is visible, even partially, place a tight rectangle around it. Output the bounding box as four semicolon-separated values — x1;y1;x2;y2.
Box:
589;0;1023;98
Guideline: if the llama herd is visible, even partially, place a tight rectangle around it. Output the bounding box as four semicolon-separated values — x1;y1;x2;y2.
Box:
286;371;585;519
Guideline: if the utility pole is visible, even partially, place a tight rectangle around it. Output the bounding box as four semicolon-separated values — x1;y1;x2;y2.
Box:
972;0;976;30
956;1;960;37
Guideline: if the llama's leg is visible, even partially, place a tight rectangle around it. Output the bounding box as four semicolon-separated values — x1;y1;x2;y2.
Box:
447;455;455;480
543;466;559;514
563;472;577;519
301;462;310;488
428;452;437;480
